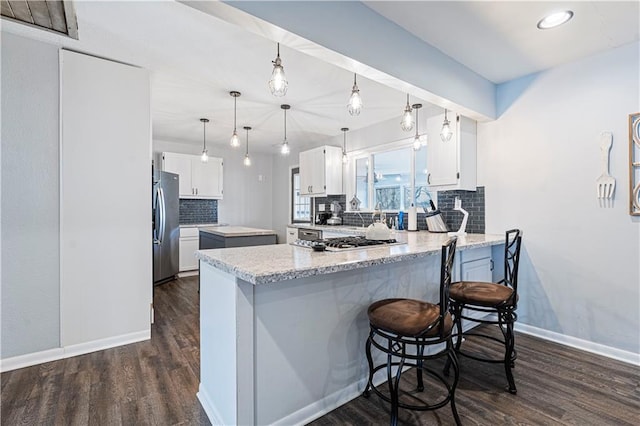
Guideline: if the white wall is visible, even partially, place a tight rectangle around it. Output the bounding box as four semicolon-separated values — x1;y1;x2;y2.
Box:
153;140;274;232
478;42;640;355
1;33;60;358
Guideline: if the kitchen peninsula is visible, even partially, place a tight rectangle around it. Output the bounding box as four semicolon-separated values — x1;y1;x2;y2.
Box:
195;232;505;425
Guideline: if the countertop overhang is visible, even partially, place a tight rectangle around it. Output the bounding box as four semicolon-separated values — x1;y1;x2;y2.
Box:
196;232;504;285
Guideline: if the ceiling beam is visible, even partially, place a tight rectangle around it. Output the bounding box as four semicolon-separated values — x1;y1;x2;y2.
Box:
181;0;496;121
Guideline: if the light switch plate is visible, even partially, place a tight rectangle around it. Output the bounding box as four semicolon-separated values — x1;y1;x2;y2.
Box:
319;203;325;211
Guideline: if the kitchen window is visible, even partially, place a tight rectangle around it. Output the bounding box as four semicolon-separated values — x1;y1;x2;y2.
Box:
291;167;311;222
349;139;433;211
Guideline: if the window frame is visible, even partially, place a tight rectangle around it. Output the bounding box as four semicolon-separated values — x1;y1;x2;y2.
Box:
290;166;311;223
346;137;429;212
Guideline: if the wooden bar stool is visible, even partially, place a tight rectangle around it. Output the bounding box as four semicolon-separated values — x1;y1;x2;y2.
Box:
446;229;522;394
363;237;461;426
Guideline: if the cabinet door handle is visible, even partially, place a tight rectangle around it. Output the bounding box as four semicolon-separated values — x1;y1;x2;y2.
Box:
490;259;494;271
196;187;198;195
427;173;431;184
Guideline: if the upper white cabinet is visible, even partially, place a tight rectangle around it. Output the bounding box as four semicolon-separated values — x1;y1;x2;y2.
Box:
162;152;223;199
425;113;477;191
299;145;343;196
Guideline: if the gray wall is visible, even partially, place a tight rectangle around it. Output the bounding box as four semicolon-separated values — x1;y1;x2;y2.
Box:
1;33;60;358
478;41;640;355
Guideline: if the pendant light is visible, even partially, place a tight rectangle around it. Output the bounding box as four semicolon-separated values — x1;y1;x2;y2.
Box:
243;126;252;167
229;91;241;147
341;127;349;164
269;43;288;97
412;104;423;151
400;94;414;132
440;109;453;142
347;74;362;116
200;118;209;162
280;104;290;155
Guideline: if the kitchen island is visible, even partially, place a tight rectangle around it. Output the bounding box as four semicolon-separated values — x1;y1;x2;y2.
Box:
195;232;504;425
199;225;277;249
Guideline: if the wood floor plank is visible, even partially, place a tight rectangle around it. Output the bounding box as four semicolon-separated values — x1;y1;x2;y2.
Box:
2;276;638;425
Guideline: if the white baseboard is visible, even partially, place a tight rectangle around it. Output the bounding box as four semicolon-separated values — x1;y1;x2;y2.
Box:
178;270;198;278
515;323;639;366
0;329;150;373
197;385;224;425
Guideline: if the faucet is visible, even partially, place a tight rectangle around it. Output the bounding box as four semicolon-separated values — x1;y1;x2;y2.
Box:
356;211;365;228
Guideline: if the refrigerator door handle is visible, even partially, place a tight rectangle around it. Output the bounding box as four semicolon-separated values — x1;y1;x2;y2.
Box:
158;187;166;245
153;185;161;245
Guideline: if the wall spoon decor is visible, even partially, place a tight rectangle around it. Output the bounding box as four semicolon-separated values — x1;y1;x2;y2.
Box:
629;112;640;215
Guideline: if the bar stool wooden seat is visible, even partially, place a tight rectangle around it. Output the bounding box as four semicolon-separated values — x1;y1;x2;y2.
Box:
363;238;461;426
446;229;522;394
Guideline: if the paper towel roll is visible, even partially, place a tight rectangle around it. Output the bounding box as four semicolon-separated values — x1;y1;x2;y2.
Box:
408;204;417;231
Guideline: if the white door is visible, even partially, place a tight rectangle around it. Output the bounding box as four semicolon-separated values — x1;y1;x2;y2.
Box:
60;50;151;347
163;153;193;197
427;113;458;186
193;157;223;198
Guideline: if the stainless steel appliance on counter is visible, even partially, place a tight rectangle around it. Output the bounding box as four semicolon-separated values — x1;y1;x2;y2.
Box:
292;236;404;252
153;170;179;284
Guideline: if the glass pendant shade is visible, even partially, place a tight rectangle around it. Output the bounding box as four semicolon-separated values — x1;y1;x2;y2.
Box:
347;74;362;116
281;141;290;155
280;104;290;156
230;91;241;147
200;118;209;162
230;131;240;148
412;104;422;151
400;94;414;131
269;43;288;97
243;126;252;167
341;127;349;163
413;136;422;151
441;109;453;142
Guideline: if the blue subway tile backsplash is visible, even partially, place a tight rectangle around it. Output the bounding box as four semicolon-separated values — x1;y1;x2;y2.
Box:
179;199;217;225
340;187;485;233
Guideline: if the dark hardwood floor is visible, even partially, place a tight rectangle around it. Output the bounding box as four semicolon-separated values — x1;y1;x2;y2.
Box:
2;276;639;425
1;276;210;426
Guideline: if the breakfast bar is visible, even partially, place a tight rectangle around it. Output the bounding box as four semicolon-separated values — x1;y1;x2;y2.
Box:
195;232;505;425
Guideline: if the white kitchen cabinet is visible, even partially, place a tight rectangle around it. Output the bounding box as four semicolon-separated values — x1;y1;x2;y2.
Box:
299;146;343;196
179;227;199;272
162;152;223;199
286;227;298;244
425;113;477;191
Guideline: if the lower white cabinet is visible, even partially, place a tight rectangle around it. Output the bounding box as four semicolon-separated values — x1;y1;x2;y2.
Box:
179;227;199;272
286;227;298;244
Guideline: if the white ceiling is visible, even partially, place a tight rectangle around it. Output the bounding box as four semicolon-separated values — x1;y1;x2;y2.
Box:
364;1;640;84
4;1;637;153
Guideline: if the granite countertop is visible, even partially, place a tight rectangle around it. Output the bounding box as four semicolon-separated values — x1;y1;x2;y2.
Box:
196;232;504;285
199;226;277;237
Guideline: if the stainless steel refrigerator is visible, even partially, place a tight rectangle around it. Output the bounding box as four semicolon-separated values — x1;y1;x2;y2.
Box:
153;170;179;284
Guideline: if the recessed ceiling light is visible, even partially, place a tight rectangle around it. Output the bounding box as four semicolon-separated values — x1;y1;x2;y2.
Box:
537;10;574;29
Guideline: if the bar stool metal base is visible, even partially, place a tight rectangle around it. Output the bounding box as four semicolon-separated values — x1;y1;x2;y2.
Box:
363;326;462;426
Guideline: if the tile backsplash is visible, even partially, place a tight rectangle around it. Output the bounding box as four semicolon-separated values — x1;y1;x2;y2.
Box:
437;187;485;234
340;187;485;233
179;199;218;225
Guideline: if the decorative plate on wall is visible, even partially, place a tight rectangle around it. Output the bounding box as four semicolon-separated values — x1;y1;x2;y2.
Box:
629;113;640;215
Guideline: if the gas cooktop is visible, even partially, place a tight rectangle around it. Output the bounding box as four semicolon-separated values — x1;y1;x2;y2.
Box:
293;236;404;252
